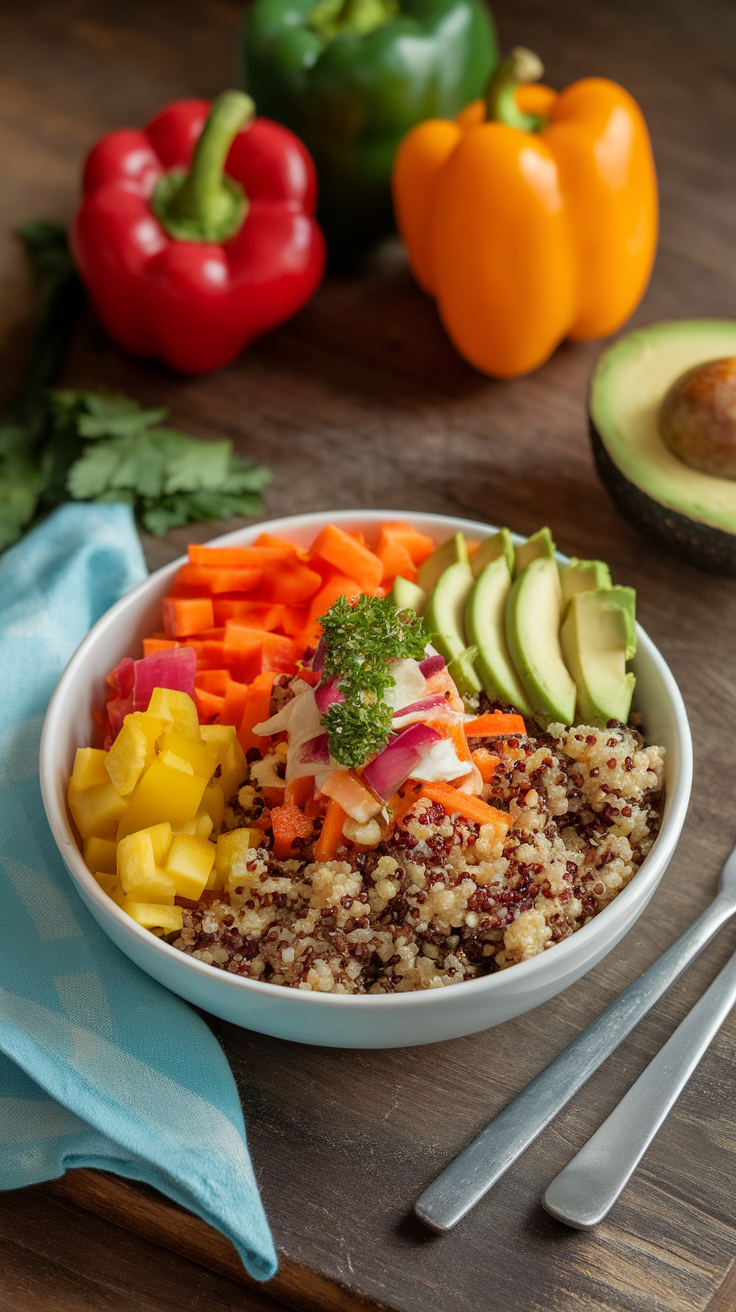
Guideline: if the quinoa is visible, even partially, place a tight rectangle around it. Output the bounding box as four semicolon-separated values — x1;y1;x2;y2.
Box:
170;718;665;993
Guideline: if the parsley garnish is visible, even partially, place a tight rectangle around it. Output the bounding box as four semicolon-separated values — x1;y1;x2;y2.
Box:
0;223;271;550
319;594;428;769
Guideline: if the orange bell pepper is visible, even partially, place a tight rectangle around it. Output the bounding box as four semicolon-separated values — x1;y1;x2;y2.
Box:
392;48;658;378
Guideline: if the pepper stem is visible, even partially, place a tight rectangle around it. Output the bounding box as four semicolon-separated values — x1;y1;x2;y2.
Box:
152;91;255;243
309;0;398;42
485;47;546;132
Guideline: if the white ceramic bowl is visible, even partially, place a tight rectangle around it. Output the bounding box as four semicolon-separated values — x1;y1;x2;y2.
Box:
41;510;692;1049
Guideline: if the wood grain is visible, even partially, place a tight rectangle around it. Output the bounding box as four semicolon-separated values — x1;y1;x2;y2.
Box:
3;0;736;1309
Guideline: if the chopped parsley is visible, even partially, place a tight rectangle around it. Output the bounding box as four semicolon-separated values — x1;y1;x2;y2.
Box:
318;594;428;769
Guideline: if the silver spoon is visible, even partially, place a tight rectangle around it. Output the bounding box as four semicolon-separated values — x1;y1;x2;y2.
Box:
543;937;736;1228
415;842;736;1234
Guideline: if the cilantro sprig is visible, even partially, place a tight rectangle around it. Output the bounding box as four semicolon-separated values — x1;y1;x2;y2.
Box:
319;594;428;769
0;222;271;551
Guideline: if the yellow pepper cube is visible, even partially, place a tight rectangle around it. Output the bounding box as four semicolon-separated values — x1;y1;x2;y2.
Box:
129;711;168;752
165;832;216;901
201;783;225;831
200;725;246;802
121;902;183;933
210;827;260;891
69;782;128;840
159;731;217;780
83;836;118;875
69;747;110;798
117;758;208;839
92;870;118;896
138;821;173;866
147;688;199;737
158;749;194;775
104;717;150;796
125;872;177;904
117;830;156;890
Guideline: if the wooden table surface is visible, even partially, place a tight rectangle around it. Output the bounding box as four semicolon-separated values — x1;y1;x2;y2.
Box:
4;1;736;1309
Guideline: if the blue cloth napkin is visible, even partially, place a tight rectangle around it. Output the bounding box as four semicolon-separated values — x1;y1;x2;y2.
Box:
0;503;277;1281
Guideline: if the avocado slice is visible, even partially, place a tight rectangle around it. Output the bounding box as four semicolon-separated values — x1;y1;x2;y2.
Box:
465;555;532;714
417;532;469;594
590;319;736;574
471;528;515;579
560;587;637;726
447;647;482;698
506;556;576;724
513;526;556;577
560;558;612;608
388;575;426;614
424;555;481;696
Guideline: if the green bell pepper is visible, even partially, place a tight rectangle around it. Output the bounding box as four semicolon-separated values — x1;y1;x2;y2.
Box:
241;0;498;264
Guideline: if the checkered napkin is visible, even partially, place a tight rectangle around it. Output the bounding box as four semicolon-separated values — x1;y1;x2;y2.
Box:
0;503;276;1281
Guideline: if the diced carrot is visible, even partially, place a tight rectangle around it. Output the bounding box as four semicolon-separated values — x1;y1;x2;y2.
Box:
262;786;286;806
285;776;315;808
195;669;231;695
281;605;308;638
376;538;417;587
173;563;263;595
314;797;348;861
217;680;252;730
257;559;323;606
162;595;215;639
254;532;306;559
271;803;314;859
386;780;425;827
471;748;500;783
420;782;511;834
142;637;180;656
238;671;276;753
377;522;435;568
212;599;284;629
309;524;383;593
188;543;292;567
463;712;527;737
187;638;226;669
223;622;270;665
261;632;297;673
301;574;363;650
193;687;225;720
347;529;366;546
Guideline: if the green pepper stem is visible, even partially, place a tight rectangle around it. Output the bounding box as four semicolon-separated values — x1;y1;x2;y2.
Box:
485;47;546;131
153;91;255;243
309;0;398;42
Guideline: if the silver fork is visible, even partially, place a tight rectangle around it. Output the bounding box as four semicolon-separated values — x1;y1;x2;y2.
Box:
415;843;736;1234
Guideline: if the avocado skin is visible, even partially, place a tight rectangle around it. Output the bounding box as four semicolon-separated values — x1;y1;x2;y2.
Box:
590;417;736;575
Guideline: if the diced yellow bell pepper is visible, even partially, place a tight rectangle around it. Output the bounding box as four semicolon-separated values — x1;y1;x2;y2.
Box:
201;782;225;831
84;836;118;875
104;717;150;796
210;826;261;891
69;747;110;798
118;830;177;901
121;902;183;933
147;688;199;737
69;782;128;840
158;749;194;775
165;832;216;900
117;757;208;839
200;725;247;802
138;821;173;865
159;731;217;780
129;712;168;752
93;872;126;905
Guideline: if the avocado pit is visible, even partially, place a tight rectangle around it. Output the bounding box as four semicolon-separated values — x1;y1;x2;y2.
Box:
659;356;736;479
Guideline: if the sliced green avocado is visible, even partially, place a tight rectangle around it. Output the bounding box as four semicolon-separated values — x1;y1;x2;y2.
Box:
560;558;612;608
506;556;576;724
424;555;481;696
560;587;637;726
471;528;515;579
417;532;468;594
447;647;482;698
513;526;556;577
465;555;532;714
388;575;426;614
590;319;736;574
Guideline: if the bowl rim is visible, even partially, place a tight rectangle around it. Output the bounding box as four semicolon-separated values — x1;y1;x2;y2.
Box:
41;508;693;1009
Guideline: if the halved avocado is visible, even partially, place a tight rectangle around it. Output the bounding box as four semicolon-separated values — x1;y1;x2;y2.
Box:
590;319;736;573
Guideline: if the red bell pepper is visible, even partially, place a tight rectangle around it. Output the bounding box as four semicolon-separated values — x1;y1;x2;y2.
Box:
71;92;325;375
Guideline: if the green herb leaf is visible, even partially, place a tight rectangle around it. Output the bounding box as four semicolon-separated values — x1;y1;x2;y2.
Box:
318;595;428;769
